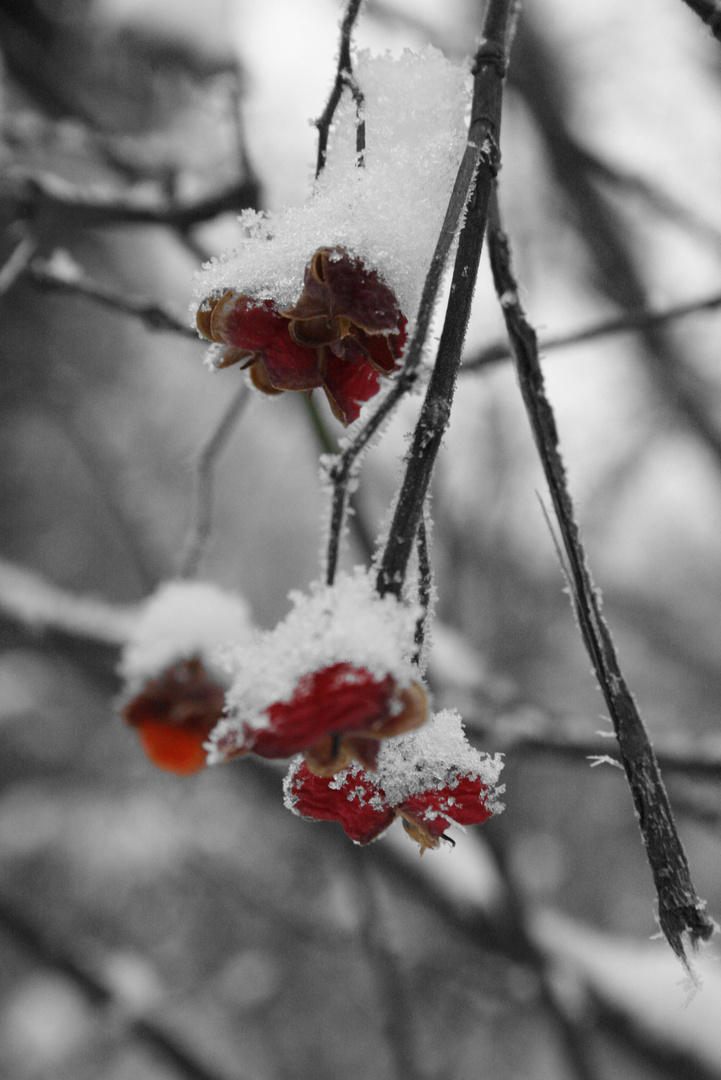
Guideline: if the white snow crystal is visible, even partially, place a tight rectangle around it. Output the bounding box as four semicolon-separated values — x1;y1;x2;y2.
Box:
194;47;471;324
371;708;504;811
119;580;253;689
209;566;422;759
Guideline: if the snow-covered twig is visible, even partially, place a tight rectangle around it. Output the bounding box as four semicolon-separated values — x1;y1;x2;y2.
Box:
178;383;251;578
4;170;260;229
375;1;513;598
486;185;714;966
29;255;198;338
462;289;721;372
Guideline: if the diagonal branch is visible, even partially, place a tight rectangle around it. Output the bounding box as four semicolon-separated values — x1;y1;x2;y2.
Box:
462;289;721;372
4;171;260;229
485;186;714;966
375;0;513;598
178;383;251;578
29;255;198;338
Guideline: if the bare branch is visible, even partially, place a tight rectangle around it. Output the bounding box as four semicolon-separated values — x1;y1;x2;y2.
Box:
375;1;513;598
483;834;604;1080
29;255;198;338
345;851;422;1080
4;171;260;229
486;185;714;965
315;0;366;177
463;290;721;372
509;16;721;474
178;383;251;578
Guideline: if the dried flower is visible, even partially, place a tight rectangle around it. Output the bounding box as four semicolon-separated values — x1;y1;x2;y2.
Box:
284;710;504;851
121;657;225;776
117;580;252;776
208;569;428;776
215;661;428;776
197;247;406;425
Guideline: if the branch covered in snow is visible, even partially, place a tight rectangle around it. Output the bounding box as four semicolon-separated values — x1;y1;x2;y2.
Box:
486;186;714;966
3;170;260;229
28;253;198;338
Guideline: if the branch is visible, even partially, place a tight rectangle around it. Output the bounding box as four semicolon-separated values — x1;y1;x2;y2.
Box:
677;0;721;40
178;384;251;578
315;0;365;177
29;254;198;338
466;710;721;781
4;171;260;229
462;290;721;372
323;24;509;585
345;851;422;1080
375;0;513;598
509;16;721;474
486;186;714;966
483;835;604;1080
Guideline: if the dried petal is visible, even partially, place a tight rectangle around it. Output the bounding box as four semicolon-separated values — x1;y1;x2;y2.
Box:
285;761;395;844
235;662;427;775
121;657;225;776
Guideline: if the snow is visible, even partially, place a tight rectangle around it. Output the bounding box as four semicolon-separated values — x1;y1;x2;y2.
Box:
366;708;504;809
536;910;721;1071
209;566;421;756
194;47;470;326
119;579;253;689
0;557;139;645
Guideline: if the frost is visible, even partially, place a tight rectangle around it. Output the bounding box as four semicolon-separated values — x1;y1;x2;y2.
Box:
194;47;470;324
373;709;505;811
119;580;253;690
210;566;421;756
311;708;505;815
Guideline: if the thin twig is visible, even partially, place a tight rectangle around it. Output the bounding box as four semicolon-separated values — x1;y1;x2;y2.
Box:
486;186;714;966
463;289;721;372
44;394;165;594
324;122;490;583
302;395;376;563
509;15;721;473
4;171;260;229
179;383;251;578
375;2;513;598
29;257;198;338
315;0;366;177
483;834;604;1080
346;850;422;1080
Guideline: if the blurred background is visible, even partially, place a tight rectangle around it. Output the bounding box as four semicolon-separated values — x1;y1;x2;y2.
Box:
2;0;721;1077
